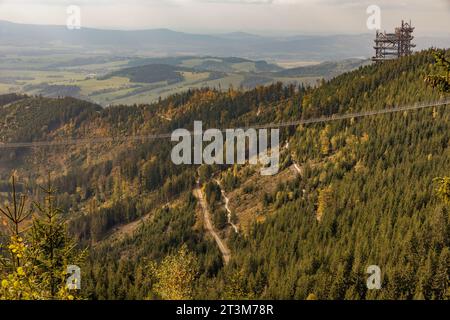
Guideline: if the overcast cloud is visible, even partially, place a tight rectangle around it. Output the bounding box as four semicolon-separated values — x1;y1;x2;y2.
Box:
0;0;448;35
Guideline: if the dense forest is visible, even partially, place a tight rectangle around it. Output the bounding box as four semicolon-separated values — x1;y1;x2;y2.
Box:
0;49;449;300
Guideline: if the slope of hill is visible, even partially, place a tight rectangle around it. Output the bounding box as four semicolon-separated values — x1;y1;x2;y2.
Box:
102;64;191;84
222;50;450;300
0;50;449;300
274;58;370;78
125;56;283;73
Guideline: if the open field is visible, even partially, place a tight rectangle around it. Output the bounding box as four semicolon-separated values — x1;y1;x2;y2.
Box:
0;53;368;106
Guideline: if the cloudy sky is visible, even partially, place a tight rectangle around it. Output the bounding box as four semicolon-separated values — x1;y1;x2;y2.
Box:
0;0;449;35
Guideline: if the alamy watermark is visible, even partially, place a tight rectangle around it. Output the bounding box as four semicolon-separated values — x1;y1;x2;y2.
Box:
366;5;381;30
171;121;280;176
66;265;81;290
67;5;81;30
366;265;382;290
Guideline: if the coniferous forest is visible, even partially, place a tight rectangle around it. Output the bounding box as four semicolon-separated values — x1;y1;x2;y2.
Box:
0;50;449;300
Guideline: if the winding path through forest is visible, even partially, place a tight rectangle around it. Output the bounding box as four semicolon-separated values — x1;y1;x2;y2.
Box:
214;179;239;233
194;184;231;265
286;141;303;176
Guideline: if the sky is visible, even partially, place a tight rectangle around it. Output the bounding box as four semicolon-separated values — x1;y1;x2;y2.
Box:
0;0;449;36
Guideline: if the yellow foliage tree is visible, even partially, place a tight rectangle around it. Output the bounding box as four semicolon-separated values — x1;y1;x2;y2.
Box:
148;245;199;300
319;126;331;156
434;177;450;205
317;185;333;222
0;176;83;300
306;293;318;300
223;269;255;300
425;49;450;93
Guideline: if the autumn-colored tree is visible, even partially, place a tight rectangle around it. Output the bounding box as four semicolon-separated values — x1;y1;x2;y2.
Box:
425;49;450;93
0;176;40;300
0;176;83;300
434;177;450;205
316;185;333;222
306;293;318;300
30;178;85;299
319;125;331;156
222;269;255;300
147;245;199;300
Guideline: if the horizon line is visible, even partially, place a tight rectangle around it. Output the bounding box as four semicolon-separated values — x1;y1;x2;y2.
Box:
0;18;383;37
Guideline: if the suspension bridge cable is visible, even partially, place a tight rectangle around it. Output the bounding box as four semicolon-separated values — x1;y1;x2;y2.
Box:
0;99;449;149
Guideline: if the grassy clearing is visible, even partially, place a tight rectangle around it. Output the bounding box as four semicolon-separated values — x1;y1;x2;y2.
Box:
0;54;351;105
231;62;257;72
225;165;299;233
274;60;321;68
76;76;132;96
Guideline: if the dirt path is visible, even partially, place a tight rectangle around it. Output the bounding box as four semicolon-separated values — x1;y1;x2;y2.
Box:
194;185;231;265
287;142;303;176
157;113;172;121
293;162;303;175
214;179;239;233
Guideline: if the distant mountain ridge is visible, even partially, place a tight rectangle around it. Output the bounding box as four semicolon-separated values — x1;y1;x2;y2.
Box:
2;20;448;61
0;20;374;60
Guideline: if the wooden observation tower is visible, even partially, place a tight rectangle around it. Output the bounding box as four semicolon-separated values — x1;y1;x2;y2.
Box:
372;20;416;62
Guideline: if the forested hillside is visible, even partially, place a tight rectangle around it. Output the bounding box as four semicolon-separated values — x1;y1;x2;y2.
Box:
0;50;449;300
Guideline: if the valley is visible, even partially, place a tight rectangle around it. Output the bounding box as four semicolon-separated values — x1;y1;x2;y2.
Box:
0;52;368;106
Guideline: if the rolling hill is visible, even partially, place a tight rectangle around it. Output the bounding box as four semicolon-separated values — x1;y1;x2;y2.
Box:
0;51;368;106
